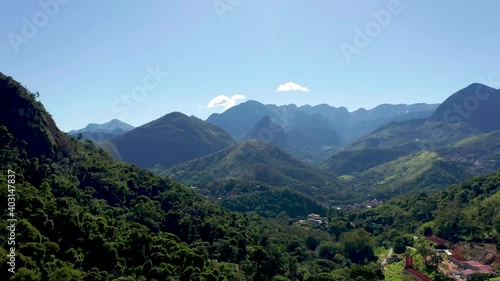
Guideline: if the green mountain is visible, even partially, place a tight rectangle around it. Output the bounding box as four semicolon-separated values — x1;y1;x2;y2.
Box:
3;72;498;280
360;168;500;245
323;143;419;175
106;112;236;169
165;140;346;200
325;118;484;174
344;168;500;274
325;84;499;159
429;83;500;132
0;73;73;160
437;130;500;172
349;150;473;199
0;72;389;280
328;127;500;200
323;84;500;200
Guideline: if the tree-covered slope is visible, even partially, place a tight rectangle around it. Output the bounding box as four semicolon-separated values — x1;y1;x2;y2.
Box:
359;169;500;245
0;72;388;280
165;140;345;199
193;178;327;218
0;73;73;160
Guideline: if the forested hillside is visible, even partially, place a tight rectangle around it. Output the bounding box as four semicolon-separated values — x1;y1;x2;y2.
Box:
0;73;388;280
356;169;500;246
165;140;348;201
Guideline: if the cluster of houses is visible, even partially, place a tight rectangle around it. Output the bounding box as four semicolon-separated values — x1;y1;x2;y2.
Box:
332;198;383;212
295;213;328;225
425;235;496;280
448;254;496;280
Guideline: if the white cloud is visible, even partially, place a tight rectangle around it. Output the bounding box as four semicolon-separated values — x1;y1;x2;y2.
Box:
276;82;309;92
207;94;246;110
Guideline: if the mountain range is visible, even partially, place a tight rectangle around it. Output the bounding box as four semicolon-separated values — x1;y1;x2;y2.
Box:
1;72;499;279
100;112;236;169
164;139;345;200
322;84;500;198
207;100;439;144
66;82;500;204
68;119;134;142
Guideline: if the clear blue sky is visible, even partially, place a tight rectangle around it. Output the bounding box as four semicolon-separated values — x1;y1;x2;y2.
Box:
1;0;499;131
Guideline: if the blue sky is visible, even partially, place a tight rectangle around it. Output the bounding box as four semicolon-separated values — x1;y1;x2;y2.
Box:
1;0;499;131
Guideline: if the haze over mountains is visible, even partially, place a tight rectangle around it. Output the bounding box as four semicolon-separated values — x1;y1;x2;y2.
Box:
321;84;500;198
66;82;500;203
207;100;439;146
57;82;499;207
3;1;500;278
68;119;134;142
101;112;236;169
2;72;499;279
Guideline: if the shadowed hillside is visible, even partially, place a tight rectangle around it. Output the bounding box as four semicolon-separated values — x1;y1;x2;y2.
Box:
165;139;346;199
108;112;236;168
0;73;73;160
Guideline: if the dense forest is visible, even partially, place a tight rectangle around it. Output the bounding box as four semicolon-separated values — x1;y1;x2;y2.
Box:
0;73;387;281
0;72;498;280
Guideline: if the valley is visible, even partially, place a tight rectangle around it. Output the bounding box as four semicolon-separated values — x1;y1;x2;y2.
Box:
2;37;500;281
2;2;499;279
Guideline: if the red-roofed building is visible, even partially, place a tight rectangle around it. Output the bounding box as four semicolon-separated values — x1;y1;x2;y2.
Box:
449;255;467;267
463;261;495;274
448;255;497;279
425;235;448;249
405;256;413;268
403;255;433;281
404;268;433;281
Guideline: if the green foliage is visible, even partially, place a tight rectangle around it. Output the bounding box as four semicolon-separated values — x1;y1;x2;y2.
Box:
0;73;393;281
356;169;500;246
340;229;377;265
195;179;326;218
164;139;346;202
3;72;499;281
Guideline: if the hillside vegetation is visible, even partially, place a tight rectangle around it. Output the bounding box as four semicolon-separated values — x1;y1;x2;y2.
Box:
165;140;349;201
0;72;391;281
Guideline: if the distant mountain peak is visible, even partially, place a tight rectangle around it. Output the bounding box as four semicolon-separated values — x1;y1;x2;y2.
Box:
246;116;287;147
73;119;134;132
108;111;236;169
429;83;500;132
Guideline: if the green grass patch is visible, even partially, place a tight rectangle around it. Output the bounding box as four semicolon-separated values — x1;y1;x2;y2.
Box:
339;175;355;181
